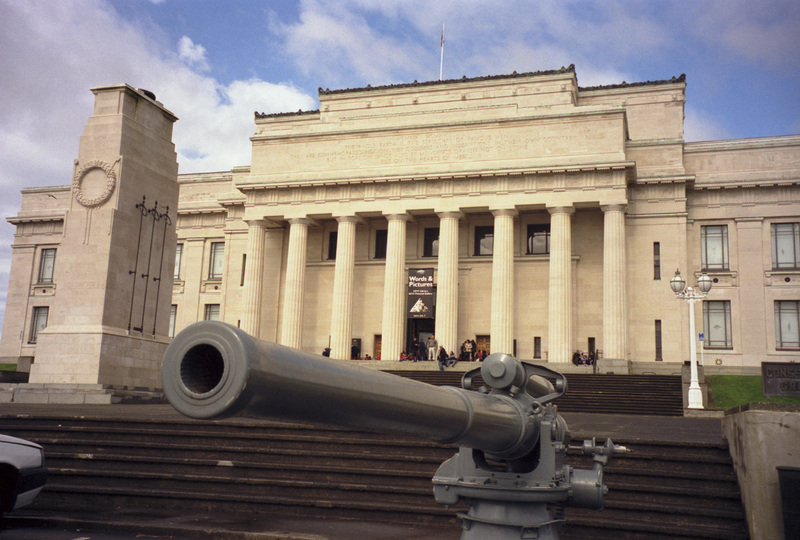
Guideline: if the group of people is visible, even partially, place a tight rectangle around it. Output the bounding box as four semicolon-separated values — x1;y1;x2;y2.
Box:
572;350;596;366
398;336;488;367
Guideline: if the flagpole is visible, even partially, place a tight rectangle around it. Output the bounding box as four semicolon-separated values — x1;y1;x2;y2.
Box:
439;23;445;81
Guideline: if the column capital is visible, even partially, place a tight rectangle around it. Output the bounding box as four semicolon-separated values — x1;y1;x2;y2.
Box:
335;215;365;225
601;204;628;214
547;206;575;216
244;218;269;228
384;213;412;223
287;217;314;227
437;211;464;220
491;208;519;218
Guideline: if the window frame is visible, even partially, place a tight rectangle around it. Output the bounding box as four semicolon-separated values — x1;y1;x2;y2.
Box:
423;227;439;258
174;243;184;280
700;224;729;271
703;300;733;349
29;306;49;344
775;300;800;350
169;305;177;338
653;242;661;280
374;229;388;260
474;225;494;256
37;248;57;284
526;224;550;255
327;231;338;260
204;303;220;321
208;242;225;280
771;222;800;270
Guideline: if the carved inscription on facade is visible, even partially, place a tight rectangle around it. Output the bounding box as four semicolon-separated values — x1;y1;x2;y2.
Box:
297;129;585;169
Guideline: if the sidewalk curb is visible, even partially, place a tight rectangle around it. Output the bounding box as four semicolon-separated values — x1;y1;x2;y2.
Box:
2;515;329;540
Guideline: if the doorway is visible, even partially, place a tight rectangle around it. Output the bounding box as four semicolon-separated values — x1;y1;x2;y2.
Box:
407;318;435;358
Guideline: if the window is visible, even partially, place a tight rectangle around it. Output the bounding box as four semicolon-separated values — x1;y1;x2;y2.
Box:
527;224;550;255
474;226;494;256
29;306;49;344
174;243;183;280
771;223;800;270
533;337;542;359
208;242;224;280
204;304;220;321
703;300;732;348
775;301;800;349
169;305;177;338
423;228;439;258
655;320;663;361
327;231;337;260
701;225;728;271
240;254;247;287
375;229;387;259
37;248;56;284
653;242;661;280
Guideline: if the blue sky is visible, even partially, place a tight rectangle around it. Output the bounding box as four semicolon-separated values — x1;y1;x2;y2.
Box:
0;0;798;331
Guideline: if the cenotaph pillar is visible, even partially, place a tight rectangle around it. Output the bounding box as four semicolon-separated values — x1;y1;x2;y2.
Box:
30;85;178;390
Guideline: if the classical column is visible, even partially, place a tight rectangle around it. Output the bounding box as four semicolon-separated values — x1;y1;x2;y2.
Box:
548;206;575;363
329;216;358;360
602;204;627;361
435;212;461;355
491;209;517;355
241;219;266;337
279;218;310;349
381;214;409;362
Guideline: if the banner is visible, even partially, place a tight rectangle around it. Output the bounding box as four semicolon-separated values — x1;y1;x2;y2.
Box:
407;268;435;318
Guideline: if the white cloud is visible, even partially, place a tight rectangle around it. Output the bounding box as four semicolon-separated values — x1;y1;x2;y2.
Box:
685;0;800;72
683;106;731;142
178;36;210;72
0;0;316;329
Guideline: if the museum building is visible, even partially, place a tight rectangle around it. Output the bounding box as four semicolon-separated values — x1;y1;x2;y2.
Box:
2;65;800;381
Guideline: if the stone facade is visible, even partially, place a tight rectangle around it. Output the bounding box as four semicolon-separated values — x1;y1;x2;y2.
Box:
2;67;799;379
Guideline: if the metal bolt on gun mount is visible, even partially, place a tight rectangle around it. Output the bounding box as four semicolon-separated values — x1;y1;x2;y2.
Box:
161;321;627;540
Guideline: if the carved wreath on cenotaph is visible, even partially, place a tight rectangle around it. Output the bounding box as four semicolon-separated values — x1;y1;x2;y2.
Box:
72;158;118;207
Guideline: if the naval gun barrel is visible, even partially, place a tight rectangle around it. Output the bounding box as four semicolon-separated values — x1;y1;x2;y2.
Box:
161;321;550;460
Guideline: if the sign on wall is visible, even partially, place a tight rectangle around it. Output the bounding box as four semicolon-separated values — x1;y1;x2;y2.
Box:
407;268;435;319
762;362;800;397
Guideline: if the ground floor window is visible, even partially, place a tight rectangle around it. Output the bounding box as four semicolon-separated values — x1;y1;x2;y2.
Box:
655;320;663;361
775;300;800;350
29;306;49;344
204;304;220;321
703;300;732;349
169;305;177;338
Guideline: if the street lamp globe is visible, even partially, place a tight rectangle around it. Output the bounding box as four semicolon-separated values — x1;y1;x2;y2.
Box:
670;269;686;294
697;273;713;294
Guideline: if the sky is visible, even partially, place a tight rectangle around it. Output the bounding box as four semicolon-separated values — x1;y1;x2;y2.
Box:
0;0;798;332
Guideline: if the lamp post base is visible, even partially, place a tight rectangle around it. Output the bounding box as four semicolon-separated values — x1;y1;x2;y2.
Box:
687;385;704;409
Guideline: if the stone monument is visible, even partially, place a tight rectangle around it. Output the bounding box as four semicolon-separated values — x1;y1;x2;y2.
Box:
27;84;178;397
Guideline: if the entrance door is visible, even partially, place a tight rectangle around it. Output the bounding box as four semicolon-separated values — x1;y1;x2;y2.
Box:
407;318;435;358
374;334;382;360
476;335;491;356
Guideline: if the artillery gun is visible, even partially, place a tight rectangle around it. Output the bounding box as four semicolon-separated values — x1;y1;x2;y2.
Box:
161;321;626;539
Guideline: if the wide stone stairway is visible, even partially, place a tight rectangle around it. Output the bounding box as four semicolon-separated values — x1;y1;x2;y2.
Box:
385;370;686;416
0;372;747;539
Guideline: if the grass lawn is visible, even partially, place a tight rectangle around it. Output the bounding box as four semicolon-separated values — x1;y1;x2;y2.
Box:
0;363;17;371
708;375;800;410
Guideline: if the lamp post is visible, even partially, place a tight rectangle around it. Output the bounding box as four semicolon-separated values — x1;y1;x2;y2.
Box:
670;269;713;409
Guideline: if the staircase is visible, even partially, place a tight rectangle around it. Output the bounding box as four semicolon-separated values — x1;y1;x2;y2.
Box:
0;409;747;539
385;370;686;416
